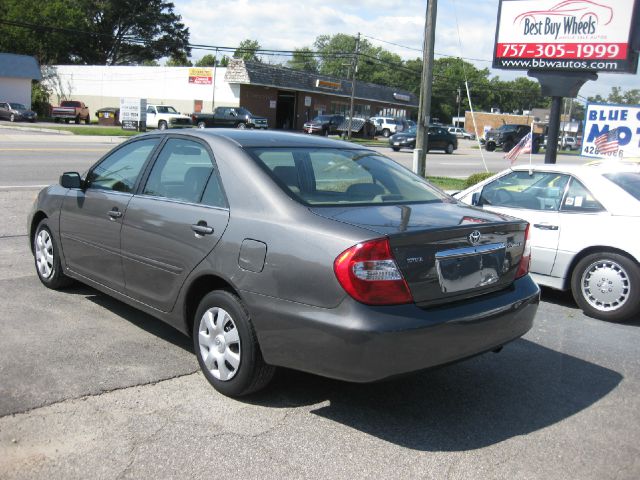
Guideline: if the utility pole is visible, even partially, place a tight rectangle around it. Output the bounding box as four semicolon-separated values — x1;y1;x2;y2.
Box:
347;32;360;140
456;87;461;127
414;0;437;177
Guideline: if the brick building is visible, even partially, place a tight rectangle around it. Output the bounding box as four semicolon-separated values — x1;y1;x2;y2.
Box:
46;59;418;130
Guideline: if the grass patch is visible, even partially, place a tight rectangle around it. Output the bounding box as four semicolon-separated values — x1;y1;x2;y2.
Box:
34;124;139;136
427;176;467;190
340;136;389;146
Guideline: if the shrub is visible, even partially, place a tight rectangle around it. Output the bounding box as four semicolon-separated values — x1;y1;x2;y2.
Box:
465;172;495;188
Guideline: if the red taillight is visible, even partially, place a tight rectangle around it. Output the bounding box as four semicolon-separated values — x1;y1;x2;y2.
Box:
334;238;413;305
515;224;531;279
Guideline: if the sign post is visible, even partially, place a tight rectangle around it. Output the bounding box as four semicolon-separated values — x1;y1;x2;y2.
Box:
119;98;147;132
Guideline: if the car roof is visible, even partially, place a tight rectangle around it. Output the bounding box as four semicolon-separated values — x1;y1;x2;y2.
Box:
511;161;640;175
140;129;372;150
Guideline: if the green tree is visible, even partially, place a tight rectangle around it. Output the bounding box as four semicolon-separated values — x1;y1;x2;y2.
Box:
287;47;319;73
165;52;192;67
195;54;217;67
233;39;261;62
0;0;190;65
219;55;230;67
589;87;640;105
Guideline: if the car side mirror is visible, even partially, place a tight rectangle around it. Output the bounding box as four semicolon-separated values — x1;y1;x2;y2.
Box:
471;192;481;206
60;172;83;189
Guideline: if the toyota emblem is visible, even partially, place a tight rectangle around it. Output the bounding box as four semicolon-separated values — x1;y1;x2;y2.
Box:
468;230;481;246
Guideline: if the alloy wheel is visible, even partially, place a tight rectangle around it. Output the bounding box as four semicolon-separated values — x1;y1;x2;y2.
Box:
580;259;630;312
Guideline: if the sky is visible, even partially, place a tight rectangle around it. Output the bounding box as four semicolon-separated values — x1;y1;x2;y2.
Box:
173;0;639;102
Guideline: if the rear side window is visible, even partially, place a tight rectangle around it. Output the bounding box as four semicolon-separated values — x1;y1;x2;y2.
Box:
604;172;640;201
86;138;159;192
561;178;604;212
143;138;216;204
249;147;447;206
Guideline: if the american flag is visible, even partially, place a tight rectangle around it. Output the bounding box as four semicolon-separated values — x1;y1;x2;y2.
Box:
504;132;532;164
594;128;620;154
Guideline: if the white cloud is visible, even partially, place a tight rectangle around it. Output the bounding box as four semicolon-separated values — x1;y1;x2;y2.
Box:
173;0;638;99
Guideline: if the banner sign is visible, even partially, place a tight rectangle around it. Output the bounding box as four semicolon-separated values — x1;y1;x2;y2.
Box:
493;0;639;73
119;97;147;132
188;67;213;85
581;102;640;158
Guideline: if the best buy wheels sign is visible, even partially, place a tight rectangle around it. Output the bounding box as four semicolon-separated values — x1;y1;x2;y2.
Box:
493;0;639;73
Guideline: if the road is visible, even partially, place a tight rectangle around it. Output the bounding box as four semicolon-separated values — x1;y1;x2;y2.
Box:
1;127;639;479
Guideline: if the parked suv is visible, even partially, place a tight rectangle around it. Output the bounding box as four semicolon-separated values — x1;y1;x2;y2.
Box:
303;114;344;136
485;124;541;153
370;117;400;137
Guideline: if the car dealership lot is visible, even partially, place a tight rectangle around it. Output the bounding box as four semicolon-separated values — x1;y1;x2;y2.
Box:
1;129;639;479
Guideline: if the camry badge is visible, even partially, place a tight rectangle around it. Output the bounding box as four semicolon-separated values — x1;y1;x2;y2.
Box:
468;230;481;246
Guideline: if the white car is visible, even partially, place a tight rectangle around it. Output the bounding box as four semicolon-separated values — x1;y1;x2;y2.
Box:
145;104;192;130
454;162;640;321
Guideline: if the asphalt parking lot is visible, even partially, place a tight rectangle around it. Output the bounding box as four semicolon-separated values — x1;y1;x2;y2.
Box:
1;127;639;479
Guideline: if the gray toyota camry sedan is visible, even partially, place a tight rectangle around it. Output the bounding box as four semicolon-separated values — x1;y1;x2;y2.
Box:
28;130;539;396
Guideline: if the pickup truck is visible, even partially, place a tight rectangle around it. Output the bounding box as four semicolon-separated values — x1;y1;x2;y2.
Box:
51;100;91;124
191;107;268;129
484;124;542;154
146;104;192;130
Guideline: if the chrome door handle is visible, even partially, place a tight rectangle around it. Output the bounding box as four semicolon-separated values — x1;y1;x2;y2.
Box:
533;223;558;231
107;209;122;220
191;222;214;235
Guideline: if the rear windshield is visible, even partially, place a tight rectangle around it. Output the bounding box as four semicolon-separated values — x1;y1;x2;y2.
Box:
248;148;447;206
603;172;640;201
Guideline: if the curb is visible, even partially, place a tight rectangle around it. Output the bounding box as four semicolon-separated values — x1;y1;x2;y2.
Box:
0;124;73;135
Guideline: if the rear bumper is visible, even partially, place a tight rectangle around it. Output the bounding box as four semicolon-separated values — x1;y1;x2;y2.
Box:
243;275;540;382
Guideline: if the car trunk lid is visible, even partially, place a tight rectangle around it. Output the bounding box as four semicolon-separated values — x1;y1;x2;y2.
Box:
312;202;528;305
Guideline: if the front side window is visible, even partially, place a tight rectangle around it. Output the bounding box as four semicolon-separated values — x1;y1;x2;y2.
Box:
143;138;218;204
249;148;448;206
86;138;159;192
156;106;178;114
480;171;570;211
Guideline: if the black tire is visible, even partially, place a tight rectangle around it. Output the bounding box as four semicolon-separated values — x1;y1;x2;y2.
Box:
503;140;514;153
64;119;70;124
75;115;81;124
445;143;454;154
236;122;246;129
54;118;60;123
323;127;329;137
158;120;168;130
33;219;74;290
382;128;391;138
485;141;496;152
85;116;91;125
532;139;540;154
197;121;206;129
571;252;640;322
193;291;275;396
391;146;400;152
9;113;15;122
